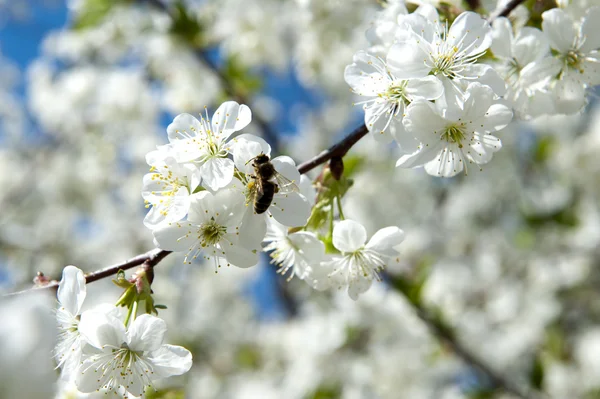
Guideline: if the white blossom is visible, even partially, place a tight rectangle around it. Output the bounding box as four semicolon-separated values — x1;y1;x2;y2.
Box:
232;134;311;251
311;220;405;300
388;11;505;108
55;265;87;381
490;17;559;118
542;7;600;114
397;83;513;177
142;146;199;229
152;188;258;269
263;219;325;281
76;312;192;397
166;101;252;191
345;51;443;143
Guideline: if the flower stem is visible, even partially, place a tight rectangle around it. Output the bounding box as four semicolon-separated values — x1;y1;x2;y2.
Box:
336;196;346;220
124;301;138;327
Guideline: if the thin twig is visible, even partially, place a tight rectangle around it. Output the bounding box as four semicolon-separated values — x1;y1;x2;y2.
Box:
4;249;171;297
387;274;542;399
489;0;527;20
298;124;369;174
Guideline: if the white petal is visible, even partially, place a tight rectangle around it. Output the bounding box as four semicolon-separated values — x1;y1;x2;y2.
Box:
199;157;234;191
223;242;259;268
366;226;405;257
239;208;267;251
462;64;506;96
347;278;373;300
395;143;440;169
57;265;86;316
403;100;447;140
554;77;586;114
401;12;436;43
542;9;576;53
447;12;491;55
513;27;550;65
581;7;600;53
405;76;444;101
152;224;197;252
333;220;367;253
271;155;301;183
387;41;431;79
424;145;465;177
344;51;390;95
211;101;252;141
366;104;396;144
465;133;502;164
463;82;495;121
231;133;271;175
147;345;193;378
76;357;112;393
270;192;311;227
126;314;166;352
288;232;325;273
79;309;125;349
491;18;513;59
143;193;190;229
299;175;316;204
166;113;205;142
477;103;513;133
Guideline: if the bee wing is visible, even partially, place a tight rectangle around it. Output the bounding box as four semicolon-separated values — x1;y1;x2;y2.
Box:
254;176;265;197
272;172;299;194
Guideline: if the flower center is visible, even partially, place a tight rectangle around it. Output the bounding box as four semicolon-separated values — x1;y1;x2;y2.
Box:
199;218;226;247
383;81;409;104
348;249;385;280
441;125;466;148
208;141;228;157
432;47;459;77
564;49;584;73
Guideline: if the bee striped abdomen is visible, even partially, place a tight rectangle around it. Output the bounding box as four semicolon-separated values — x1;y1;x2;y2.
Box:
254;181;276;214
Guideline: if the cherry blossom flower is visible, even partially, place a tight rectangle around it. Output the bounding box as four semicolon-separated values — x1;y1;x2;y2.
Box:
166;101;252;191
76;312;192;397
263;219;325;281
313;220;405;300
387;11;505;108
397;83;513;177
142;146;200;229
542;7;600;114
231;134;311;252
55;266;87;381
152;188;258;269
345;51;443;143
490;17;560;119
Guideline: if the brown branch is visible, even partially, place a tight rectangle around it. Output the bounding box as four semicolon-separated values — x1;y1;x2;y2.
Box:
4;122;368;296
489;0;527;20
298;124;369;174
4;249;171;297
387;274;543;399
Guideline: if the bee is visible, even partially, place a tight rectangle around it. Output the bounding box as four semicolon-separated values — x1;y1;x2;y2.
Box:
247;153;298;214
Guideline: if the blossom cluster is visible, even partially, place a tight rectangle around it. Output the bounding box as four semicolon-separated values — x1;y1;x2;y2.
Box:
143;102;405;299
143;101;312;270
346;4;600;177
54;266;192;397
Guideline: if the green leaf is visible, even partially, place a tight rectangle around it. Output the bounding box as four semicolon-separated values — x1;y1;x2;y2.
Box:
222;55;263;97
235;344;262;370
307;385;342;399
145;389;186;399
529;353;545;390
72;0;127;30
169;1;204;46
